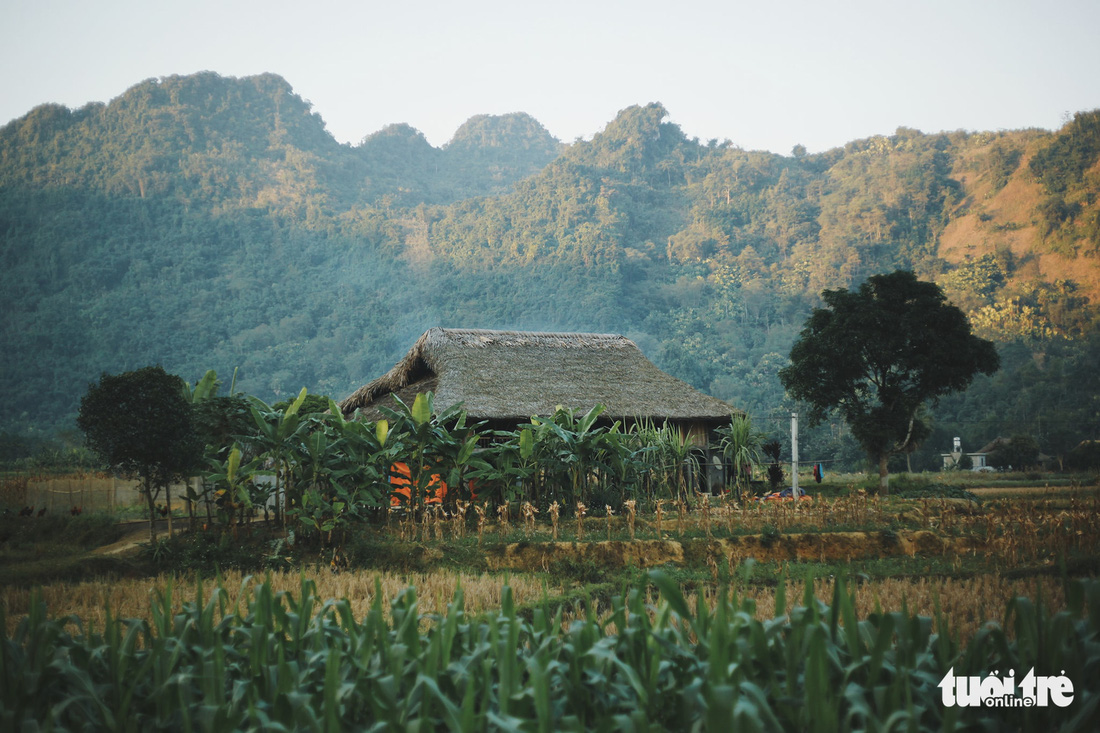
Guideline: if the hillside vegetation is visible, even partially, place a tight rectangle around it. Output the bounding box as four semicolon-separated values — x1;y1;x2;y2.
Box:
1;72;1098;470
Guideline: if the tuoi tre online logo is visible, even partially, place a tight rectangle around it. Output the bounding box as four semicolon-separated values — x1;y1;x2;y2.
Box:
938;667;1075;708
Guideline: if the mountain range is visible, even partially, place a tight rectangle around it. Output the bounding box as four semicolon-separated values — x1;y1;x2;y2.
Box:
1;71;1098;468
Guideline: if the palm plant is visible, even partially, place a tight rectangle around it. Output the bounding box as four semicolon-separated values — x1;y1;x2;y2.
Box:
717;414;766;496
654;423;695;504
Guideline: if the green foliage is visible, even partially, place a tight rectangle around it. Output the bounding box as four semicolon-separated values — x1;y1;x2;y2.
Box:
717;414;765;492
762;439;785;492
144;527;288;574
986;140;1024;192
987;434;1042;470
2;571;1097;730
242;389;312;527
77;366;201;482
1067;441;1100;471
780;271;1000;489
941;252;1010;307
76;366;202;539
1029;109;1100;195
1029;110;1100;253
0;511;126;552
378;392;479;517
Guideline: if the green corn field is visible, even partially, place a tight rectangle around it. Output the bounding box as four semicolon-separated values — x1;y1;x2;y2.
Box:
1;569;1097;732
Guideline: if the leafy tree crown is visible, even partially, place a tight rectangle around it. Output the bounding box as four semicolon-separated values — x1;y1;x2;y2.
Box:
779;270;1000;460
77;365;201;480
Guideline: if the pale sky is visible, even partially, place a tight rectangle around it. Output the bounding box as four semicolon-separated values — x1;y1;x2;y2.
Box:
2;0;1098;154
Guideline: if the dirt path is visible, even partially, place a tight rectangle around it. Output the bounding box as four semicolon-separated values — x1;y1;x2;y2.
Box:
91;519;173;555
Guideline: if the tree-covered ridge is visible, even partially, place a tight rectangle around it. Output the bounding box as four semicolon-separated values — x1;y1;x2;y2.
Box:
0;71;1098;470
0;73;561;212
1028;109;1100;253
0;73;336;209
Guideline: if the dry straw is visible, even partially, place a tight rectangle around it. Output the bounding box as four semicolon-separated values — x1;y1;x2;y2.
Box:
1;569;556;635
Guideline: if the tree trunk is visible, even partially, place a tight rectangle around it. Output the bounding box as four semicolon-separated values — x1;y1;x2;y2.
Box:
187;478;196;532
144;470;158;544
165;480;173;538
878;454;890;494
204;479;213;526
274;461;282;528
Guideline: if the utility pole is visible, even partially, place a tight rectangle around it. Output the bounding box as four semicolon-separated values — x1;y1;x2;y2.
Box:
791;412;799;499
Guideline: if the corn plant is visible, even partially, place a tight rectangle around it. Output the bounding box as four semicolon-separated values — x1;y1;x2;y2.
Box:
1;571;1097;731
525;405;608;507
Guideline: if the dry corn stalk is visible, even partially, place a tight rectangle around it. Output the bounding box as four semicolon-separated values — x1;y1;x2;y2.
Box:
624;499;637;540
474;504;487;546
521;501;538;534
549;501;561;540
605;505;614;541
453;500;468;538
576;502;587;541
700;493;711;538
724;502;736;534
432;505;445;541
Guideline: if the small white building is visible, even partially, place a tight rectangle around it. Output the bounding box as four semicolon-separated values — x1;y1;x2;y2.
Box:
941;437;989;471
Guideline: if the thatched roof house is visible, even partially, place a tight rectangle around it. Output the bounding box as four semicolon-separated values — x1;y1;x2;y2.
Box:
339;328;735;444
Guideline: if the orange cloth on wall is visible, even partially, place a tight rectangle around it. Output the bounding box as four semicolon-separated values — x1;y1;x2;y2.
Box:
389;462;447;505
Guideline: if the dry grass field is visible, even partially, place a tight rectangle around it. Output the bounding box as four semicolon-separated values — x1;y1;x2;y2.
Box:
2;480;1096;648
0;564;1073;646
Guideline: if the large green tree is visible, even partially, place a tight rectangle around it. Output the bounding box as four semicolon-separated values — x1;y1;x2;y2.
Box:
77;366;202;541
779;271;1000;491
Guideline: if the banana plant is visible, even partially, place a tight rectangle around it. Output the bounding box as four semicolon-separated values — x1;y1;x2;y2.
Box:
528;404;608;506
205;444;261;532
181;369;220;403
595;422;643;508
467;429;535;507
296;403;395;540
379;392;473;519
295;428;344;545
245;388;311;528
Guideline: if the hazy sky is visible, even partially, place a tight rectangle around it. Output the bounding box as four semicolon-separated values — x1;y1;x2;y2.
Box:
2;0;1098;154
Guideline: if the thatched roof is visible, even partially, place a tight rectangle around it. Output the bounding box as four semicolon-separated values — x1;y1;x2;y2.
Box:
339;328;735;424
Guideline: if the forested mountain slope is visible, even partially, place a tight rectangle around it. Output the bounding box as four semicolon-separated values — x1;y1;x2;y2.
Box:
1;72;1097;469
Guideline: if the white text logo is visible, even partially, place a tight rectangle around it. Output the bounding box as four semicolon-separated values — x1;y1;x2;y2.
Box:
938;667;1074;708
